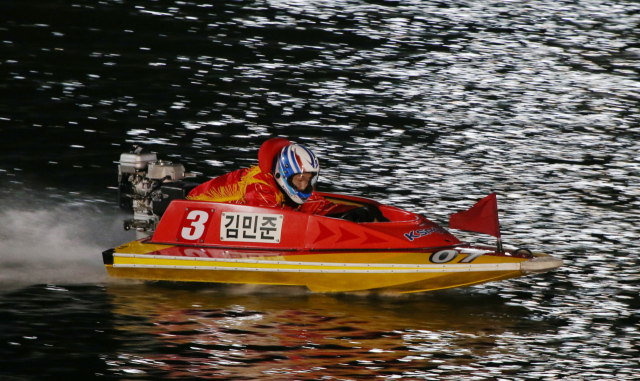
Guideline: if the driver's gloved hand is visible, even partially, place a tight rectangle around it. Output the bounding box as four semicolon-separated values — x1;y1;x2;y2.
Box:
335;206;373;222
326;205;389;223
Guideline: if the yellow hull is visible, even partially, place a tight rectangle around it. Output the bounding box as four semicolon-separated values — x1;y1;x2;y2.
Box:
104;240;561;293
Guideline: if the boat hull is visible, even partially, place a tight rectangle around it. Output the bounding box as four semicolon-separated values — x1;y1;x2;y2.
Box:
103;240;561;293
103;194;562;293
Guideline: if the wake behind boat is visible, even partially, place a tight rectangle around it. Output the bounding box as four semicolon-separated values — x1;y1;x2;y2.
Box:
103;149;562;293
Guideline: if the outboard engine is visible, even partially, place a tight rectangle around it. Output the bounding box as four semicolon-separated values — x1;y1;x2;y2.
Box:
118;146;198;238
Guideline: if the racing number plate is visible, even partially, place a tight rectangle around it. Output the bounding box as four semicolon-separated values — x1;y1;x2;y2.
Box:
220;212;284;243
177;208;214;243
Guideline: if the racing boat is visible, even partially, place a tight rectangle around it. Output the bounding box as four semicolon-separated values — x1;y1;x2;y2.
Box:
103;148;562;293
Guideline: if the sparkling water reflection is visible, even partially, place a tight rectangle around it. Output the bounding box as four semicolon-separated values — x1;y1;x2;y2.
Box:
1;283;638;380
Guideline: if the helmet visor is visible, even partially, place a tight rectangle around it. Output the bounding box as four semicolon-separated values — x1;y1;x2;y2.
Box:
286;172;317;195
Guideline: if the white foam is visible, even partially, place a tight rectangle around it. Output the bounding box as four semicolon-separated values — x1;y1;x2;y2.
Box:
0;200;133;288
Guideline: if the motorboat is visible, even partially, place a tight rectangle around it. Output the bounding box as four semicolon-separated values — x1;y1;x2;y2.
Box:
103;148;562;293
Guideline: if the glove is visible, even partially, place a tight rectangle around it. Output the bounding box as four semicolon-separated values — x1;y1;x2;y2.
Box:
326;205;389;223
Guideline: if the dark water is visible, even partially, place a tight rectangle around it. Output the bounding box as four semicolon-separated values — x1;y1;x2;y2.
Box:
1;0;639;379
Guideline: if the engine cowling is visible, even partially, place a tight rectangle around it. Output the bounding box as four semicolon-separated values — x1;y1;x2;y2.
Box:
117;147;197;238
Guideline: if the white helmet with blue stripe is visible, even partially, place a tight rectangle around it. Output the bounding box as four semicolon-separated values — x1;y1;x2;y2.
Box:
273;144;320;204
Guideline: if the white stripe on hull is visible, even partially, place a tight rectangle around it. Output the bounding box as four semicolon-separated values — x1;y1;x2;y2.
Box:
113;254;522;273
113;264;521;273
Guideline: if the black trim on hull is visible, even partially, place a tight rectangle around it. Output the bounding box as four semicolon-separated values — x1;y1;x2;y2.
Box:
102;249;115;265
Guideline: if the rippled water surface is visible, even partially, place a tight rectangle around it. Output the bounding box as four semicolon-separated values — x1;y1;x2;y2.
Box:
1;0;639;379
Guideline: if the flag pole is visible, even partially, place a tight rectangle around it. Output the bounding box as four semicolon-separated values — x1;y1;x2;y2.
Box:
493;193;504;254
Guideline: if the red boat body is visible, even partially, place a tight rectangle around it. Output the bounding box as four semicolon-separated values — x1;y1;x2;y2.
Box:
150;193;460;251
104;192;561;293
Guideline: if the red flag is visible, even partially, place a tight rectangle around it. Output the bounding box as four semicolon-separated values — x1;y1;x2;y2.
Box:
449;193;501;238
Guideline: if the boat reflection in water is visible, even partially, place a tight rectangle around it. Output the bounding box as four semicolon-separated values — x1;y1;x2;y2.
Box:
106;283;547;379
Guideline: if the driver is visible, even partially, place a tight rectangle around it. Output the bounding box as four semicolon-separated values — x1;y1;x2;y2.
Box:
187;138;357;216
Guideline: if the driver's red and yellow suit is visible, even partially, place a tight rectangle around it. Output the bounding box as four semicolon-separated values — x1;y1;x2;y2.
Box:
187;166;353;216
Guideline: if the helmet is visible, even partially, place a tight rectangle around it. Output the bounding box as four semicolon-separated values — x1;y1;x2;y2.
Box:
273;144;320;204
